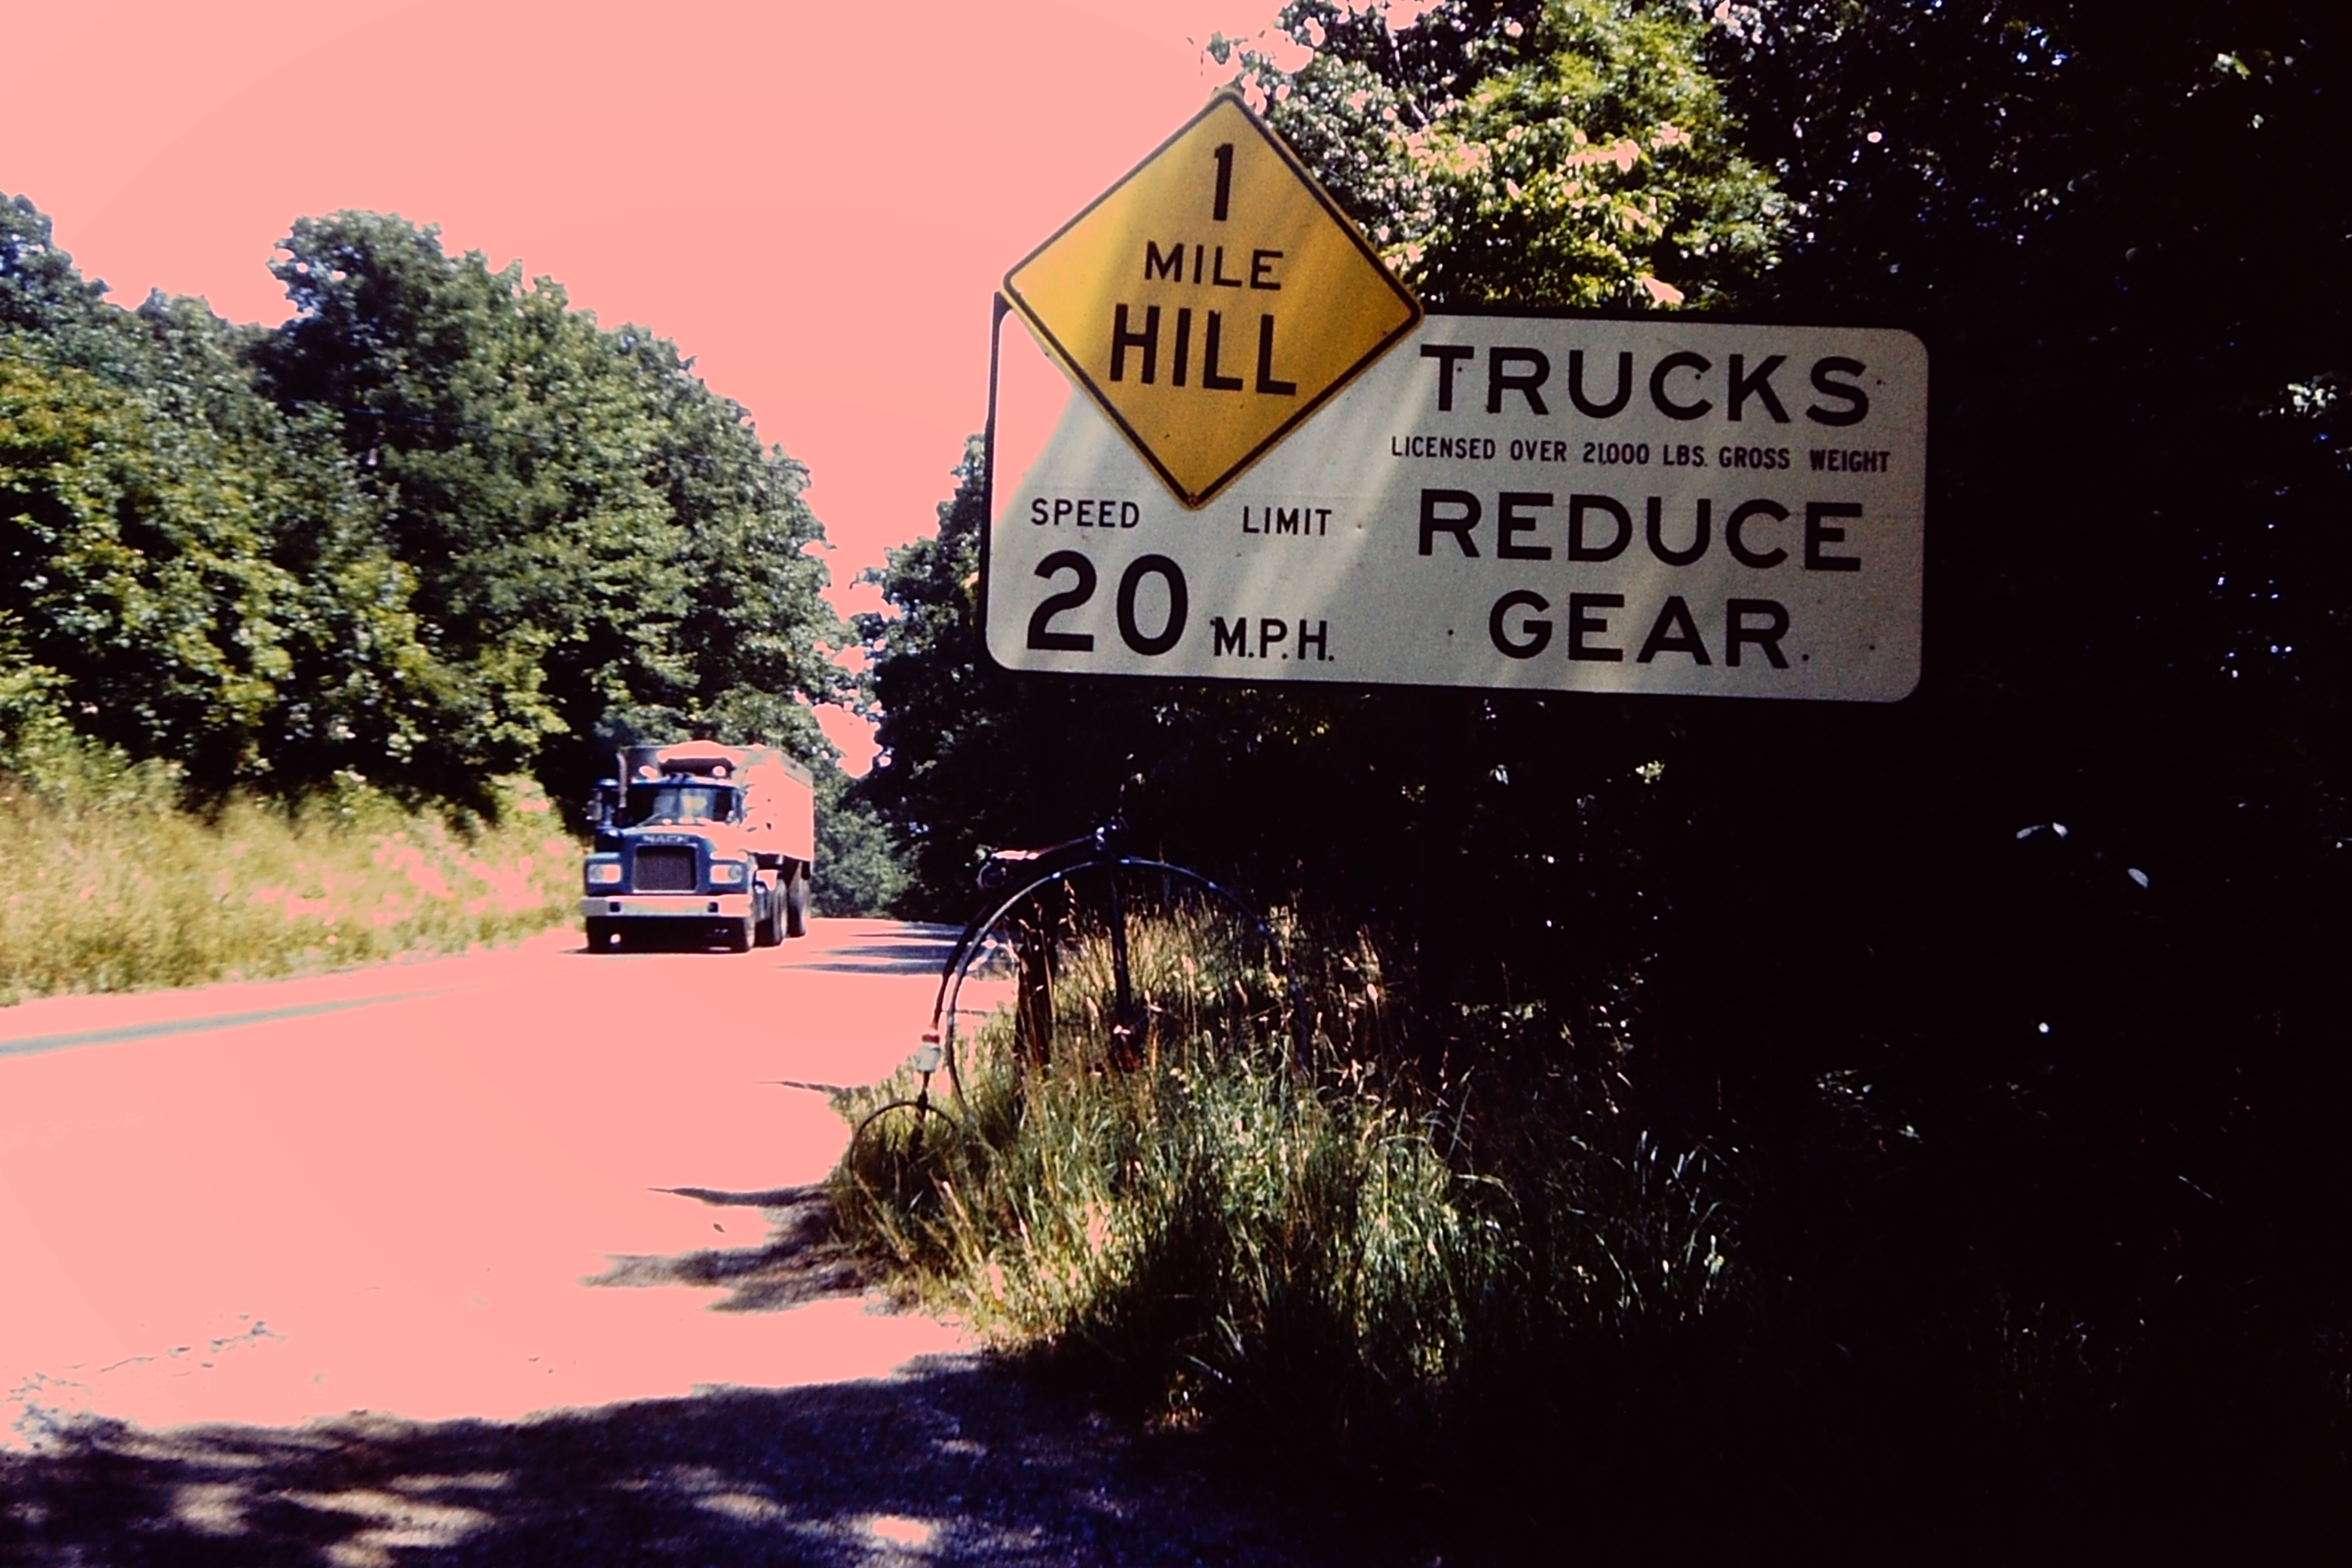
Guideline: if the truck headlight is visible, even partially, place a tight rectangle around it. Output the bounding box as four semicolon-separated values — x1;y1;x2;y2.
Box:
585;859;623;887
710;860;746;885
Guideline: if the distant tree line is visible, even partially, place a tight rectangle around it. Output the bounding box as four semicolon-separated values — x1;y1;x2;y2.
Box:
1;202;845;816
855;0;2348;1541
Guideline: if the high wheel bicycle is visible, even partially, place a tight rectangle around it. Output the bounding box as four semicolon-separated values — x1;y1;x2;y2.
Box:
845;821;1299;1194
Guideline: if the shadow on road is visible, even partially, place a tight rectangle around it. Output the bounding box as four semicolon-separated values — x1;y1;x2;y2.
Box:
584;1186;873;1313
0;1359;1333;1566
1;1185;1340;1566
778;943;956;978
564;927;958;976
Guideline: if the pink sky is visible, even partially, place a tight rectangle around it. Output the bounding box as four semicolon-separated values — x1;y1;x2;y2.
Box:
7;0;1307;764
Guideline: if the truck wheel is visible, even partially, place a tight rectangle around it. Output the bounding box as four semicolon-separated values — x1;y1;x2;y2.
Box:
785;867;811;938
724;917;753;953
753;885;782;947
585;917;619;952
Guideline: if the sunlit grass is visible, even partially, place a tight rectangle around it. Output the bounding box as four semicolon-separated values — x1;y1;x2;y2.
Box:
0;747;577;1005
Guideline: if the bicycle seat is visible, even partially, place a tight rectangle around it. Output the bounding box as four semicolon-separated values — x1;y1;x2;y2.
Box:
975;819;1125;890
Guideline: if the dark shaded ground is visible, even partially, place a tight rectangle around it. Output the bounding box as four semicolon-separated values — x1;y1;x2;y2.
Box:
0;1185;1364;1568
0;1361;1357;1566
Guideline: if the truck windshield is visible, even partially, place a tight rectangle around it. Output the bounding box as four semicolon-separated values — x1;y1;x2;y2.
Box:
627;783;737;825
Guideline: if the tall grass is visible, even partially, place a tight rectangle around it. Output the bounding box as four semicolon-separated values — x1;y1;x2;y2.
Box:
833;912;1740;1485
0;740;578;1004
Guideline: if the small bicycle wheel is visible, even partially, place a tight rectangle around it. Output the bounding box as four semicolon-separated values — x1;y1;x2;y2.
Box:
843;1094;959;1209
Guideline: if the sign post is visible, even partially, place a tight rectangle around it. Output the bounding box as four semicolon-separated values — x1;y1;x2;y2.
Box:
986;95;1928;704
1002;90;1421;508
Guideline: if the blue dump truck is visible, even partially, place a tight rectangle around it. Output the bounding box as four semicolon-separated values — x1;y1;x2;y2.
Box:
580;741;816;952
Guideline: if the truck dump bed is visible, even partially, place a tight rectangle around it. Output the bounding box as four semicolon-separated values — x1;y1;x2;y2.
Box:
620;742;815;867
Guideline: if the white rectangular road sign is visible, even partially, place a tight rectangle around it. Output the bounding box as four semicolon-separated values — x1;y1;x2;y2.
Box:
984;309;1927;702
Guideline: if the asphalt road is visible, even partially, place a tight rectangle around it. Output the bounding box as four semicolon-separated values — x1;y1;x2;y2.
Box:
0;922;1365;1565
0;919;969;1445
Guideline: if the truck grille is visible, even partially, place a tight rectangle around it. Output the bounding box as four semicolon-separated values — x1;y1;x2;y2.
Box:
632;846;697;892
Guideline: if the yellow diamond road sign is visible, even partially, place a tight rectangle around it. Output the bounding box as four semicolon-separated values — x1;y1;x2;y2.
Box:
1004;91;1422;508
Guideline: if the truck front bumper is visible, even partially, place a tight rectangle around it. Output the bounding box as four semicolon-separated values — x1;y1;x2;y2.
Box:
580;894;752;921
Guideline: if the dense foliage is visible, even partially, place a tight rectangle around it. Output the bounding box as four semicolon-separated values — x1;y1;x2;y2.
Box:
1222;0;1783;306
1;199;845;811
855;0;2349;1548
812;763;910;917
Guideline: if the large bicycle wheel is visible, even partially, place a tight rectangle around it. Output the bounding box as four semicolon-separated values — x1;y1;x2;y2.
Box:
931;858;1298;1106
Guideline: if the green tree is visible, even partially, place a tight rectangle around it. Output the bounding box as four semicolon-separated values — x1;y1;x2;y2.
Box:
858;3;2352;1537
1627;0;2352;1528
1226;0;1783;306
854;437;1134;909
0;195;108;345
255;212;845;800
4;196;843;810
3;198;464;795
126;291;453;794
0;327;291;783
812;763;909;917
858;438;1293;916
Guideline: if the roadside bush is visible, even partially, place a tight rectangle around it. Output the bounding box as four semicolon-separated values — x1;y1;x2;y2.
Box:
839;907;2352;1558
831;916;1743;1492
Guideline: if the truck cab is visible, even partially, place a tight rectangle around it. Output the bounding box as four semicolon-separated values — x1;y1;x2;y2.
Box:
580;741;815;951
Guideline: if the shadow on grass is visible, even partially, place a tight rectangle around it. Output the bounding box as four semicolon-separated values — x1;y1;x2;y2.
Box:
0;1357;1340;1567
